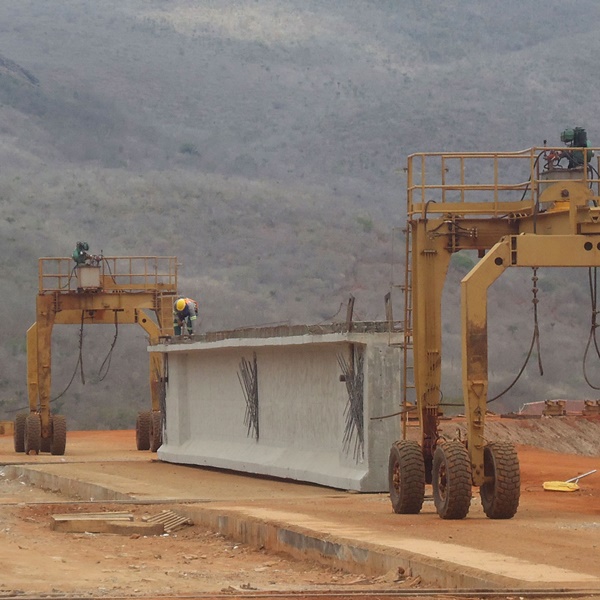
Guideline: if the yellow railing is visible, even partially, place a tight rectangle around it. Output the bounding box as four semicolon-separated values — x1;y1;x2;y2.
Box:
407;147;600;219
38;256;178;293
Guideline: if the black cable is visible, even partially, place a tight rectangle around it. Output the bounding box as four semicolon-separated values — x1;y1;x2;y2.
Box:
423;199;436;222
56;310;86;399
370;388;446;420
78;310;85;385
587;164;600;206
488;267;543;404
62;264;78;290
370;405;416;420
316;301;345;325
519;150;544;200
531;151;547;234
101;256;118;285
49;331;83;405
583;267;600;389
6;312;88;414
97;311;119;382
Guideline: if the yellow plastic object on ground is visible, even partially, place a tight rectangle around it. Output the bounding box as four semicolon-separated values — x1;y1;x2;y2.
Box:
542;481;580;492
543;469;597;492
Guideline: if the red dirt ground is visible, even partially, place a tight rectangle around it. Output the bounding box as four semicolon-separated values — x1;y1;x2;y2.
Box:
0;423;598;597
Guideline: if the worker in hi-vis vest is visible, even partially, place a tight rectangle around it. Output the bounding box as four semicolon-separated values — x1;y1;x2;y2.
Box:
173;297;198;336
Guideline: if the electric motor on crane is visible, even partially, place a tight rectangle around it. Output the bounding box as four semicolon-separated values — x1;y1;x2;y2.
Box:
544;127;594;170
560;127;593;167
72;241;102;266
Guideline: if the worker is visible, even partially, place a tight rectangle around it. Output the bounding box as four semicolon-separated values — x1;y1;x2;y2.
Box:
173;297;198;336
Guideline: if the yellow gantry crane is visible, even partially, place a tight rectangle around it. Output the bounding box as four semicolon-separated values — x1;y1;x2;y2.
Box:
389;132;600;519
15;246;177;455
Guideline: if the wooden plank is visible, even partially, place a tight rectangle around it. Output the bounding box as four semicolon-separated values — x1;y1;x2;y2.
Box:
51;518;163;535
52;512;133;521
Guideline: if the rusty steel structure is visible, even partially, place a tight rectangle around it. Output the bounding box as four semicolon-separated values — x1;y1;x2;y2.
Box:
389;143;600;519
15;254;177;455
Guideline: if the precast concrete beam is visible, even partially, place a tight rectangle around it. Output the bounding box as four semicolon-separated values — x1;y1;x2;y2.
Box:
151;330;403;492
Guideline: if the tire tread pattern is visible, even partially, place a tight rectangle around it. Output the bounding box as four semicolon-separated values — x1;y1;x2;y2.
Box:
150;411;163;452
14;413;26;453
388;440;425;514
432;440;472;520
41;436;52;454
480;441;520;519
50;415;67;456
41;415;53;453
25;414;41;455
136;412;151;451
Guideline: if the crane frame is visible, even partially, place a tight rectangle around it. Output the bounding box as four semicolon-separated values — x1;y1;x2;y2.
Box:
16;255;177;455
389;146;600;519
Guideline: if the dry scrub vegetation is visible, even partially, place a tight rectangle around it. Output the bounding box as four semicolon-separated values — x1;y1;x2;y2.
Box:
1;1;600;427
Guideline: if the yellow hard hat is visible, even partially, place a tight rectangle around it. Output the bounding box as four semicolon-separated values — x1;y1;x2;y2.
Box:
176;298;186;311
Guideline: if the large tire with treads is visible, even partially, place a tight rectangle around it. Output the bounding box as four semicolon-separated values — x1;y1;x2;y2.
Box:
40;415;53;453
24;414;41;455
41;436;52;454
480;441;520;519
432;440;472;520
388;440;425;514
14;413;27;453
136;412;151;451
50;415;67;456
149;411;163;452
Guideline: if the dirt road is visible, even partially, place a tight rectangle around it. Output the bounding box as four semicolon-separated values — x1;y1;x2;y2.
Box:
0;425;598;597
0;431;370;596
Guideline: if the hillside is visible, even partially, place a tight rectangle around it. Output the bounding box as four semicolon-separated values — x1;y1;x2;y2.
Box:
2;1;600;428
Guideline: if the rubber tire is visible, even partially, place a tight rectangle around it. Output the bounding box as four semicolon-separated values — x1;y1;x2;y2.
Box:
432;440;472;520
24;414;41;455
14;413;27;453
149;411;162;452
41;436;52;454
136;412;151;451
50;415;67;456
40;415;53;453
388;440;425;514
480;441;520;519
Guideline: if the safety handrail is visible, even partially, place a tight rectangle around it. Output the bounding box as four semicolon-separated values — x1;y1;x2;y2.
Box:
38;256;178;293
407;146;600;219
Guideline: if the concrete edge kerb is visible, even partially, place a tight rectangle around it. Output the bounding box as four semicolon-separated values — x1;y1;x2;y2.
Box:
1;465;579;591
176;504;547;591
1;465;132;502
